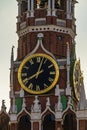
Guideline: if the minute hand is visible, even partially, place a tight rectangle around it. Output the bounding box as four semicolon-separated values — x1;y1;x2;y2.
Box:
36;57;44;78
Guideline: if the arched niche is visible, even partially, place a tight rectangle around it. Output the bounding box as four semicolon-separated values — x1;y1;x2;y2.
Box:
17;115;31;130
43;113;55;130
63;113;77;130
0;112;9;130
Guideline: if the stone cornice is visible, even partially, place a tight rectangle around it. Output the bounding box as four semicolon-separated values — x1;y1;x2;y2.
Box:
17;25;76;38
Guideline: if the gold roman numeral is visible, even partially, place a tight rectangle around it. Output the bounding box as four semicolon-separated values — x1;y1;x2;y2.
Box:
44;59;47;64
23;66;29;69
37;57;41;63
48;64;53;68
50;71;55;75
23;78;28;85
36;85;40;91
21;73;27;77
48;77;54;83
44;83;48;88
29;59;34;65
28;83;33;90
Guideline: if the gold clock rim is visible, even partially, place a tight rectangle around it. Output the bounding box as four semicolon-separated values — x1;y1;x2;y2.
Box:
18;53;59;94
73;60;81;101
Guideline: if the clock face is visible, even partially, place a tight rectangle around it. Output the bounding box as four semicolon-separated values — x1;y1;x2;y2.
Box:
73;60;82;101
18;53;59;94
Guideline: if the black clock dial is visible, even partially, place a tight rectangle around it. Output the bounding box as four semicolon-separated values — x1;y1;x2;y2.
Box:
18;53;59;94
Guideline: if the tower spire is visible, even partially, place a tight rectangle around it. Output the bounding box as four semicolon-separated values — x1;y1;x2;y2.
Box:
11;46;14;68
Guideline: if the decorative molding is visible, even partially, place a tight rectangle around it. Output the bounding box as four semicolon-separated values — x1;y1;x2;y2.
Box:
17;25;75;38
25;33;56;60
76;110;87;119
17;108;31;121
20;21;26;29
57;19;66;27
62;98;75;116
10;114;17;121
35;18;46;25
41;97;55;117
31;96;41;113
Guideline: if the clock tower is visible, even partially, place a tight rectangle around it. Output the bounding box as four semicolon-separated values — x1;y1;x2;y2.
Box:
1;0;87;130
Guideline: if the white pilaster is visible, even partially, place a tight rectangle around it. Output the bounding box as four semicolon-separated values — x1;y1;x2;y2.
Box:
66;42;71;96
31;121;33;130
66;0;72;19
46;97;50;107
47;0;51;16
77;119;79;130
22;98;26;109
55;84;60;96
20;88;24;97
18;0;22;22
27;0;31;17
52;0;56;16
28;0;31;11
10;96;17;114
30;0;34;17
10;46;14;98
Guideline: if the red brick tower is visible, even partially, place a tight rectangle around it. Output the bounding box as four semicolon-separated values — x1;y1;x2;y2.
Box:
6;0;87;130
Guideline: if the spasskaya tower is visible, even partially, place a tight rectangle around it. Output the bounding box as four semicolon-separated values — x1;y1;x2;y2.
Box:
0;0;87;130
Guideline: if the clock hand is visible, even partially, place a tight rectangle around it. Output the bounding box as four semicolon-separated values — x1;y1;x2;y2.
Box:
36;57;44;78
28;70;44;80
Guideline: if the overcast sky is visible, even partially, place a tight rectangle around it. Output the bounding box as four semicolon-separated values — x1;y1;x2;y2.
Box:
0;0;87;111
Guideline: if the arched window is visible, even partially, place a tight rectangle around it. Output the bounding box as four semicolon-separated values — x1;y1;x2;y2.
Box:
63;113;77;130
18;115;31;130
43;114;55;130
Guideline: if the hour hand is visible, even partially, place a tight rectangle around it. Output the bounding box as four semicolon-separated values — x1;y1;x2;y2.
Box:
35;70;44;79
28;70;44;80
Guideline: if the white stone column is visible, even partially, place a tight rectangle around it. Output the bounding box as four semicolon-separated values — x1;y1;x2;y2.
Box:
66;0;72;19
77;119;79;130
28;0;31;11
31;121;33;130
66;42;71;96
17;0;22;22
52;0;56;16
27;0;31;17
31;0;34;17
67;42;70;88
47;0;51;16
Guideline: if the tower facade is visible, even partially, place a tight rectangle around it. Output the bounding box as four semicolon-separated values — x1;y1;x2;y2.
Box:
0;0;87;130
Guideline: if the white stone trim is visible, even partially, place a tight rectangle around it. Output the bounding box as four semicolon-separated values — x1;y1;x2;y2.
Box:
17;108;31;121
31;113;41;120
9;120;17;125
77;119;79;130
30;0;34;17
55;111;62;120
17;25;75;38
41;106;55;118
47;0;51;16
76;110;87;119
28;0;30;11
10;114;17;121
57;19;66;27
66;0;72;19
25;33;56;60
52;0;56;16
20;21;26;29
62;105;76;118
17;0;22;22
35;18;46;25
